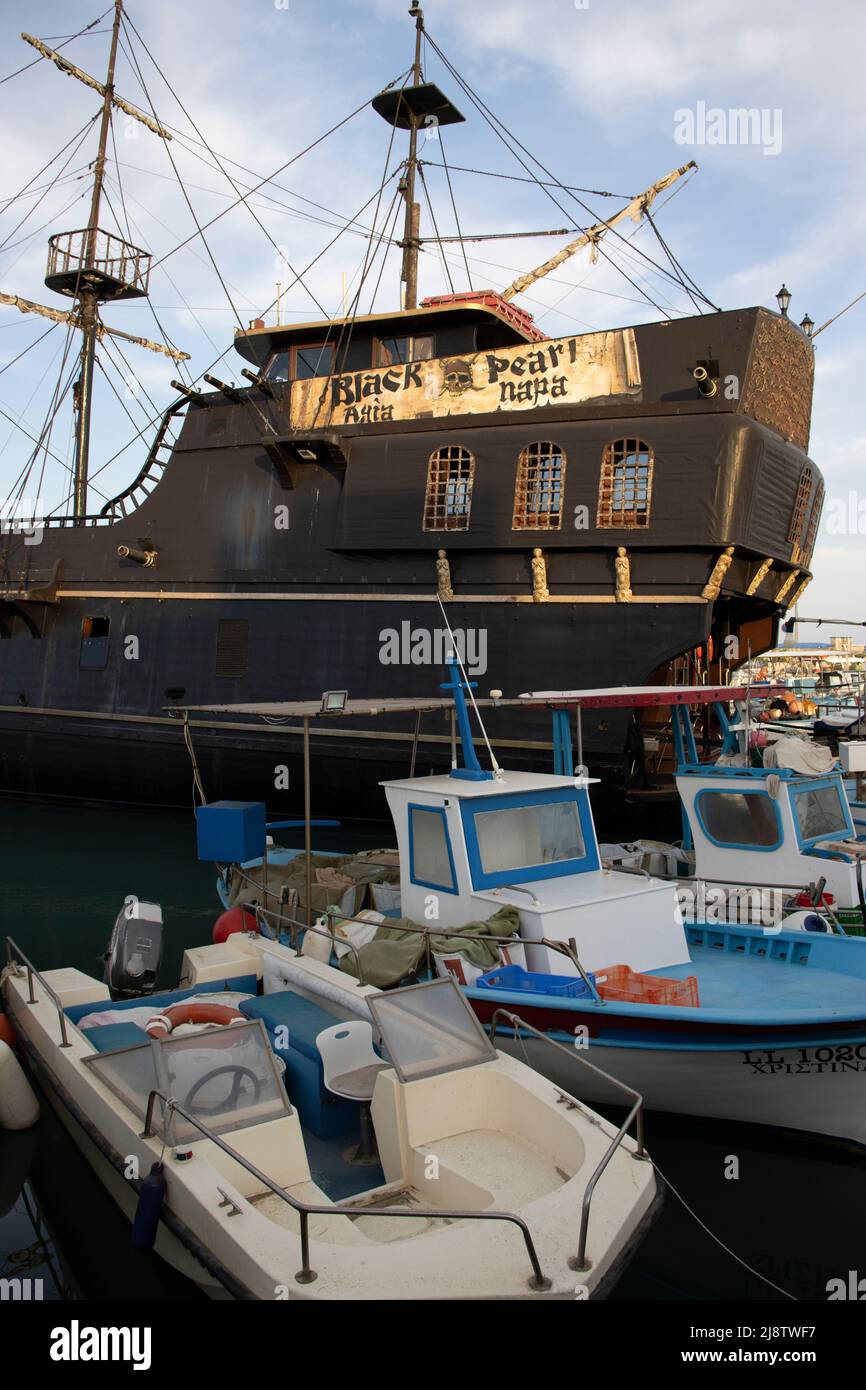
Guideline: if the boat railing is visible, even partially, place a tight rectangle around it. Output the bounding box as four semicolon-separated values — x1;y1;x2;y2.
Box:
488;1007;648;1272
4;936;77;1048
142;1088;552;1290
253;904;529;987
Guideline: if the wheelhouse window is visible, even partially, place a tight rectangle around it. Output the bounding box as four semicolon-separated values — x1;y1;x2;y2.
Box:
791;781;850;844
293;343;335;380
409;805;456;893
461;790;597;890
265;351;289;382
423;445;475;531
597;438;653;528
376;335;434;366
695;790;781;849
80;616;110;671
512;441;566;529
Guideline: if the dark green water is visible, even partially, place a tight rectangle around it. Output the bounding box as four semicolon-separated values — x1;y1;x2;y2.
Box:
1;800;864;1302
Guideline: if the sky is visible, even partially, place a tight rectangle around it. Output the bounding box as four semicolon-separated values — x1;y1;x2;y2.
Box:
0;0;863;639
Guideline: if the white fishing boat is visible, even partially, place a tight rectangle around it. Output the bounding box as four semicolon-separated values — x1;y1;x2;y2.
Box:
1;910;659;1300
178;662;866;1151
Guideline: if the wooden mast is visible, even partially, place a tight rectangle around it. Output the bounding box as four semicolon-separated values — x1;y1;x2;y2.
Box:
73;0;124;520
400;2;425;310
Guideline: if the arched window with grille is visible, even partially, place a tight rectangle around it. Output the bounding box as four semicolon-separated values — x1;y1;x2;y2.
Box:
801;478;824;562
422;445;475;531
788;466;814;549
512;441;566;529
597;438;654;528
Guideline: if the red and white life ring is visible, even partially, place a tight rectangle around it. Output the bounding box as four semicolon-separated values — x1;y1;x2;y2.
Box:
145;1002;245;1040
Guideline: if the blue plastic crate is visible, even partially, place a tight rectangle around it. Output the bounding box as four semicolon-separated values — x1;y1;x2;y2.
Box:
475;964;595;998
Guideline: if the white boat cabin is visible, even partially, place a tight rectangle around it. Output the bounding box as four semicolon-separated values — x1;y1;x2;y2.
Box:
676;763;865;910
381;766;689;977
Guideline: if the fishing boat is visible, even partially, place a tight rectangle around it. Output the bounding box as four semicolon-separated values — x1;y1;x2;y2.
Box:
0;2;824;816
529;685;866;934
176;661;866;1151
1;908;660;1301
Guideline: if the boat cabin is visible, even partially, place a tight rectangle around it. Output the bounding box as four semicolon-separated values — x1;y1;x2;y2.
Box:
382;668;689;978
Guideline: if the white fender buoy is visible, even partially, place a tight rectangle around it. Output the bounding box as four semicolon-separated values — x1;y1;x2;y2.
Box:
0;1040;40;1130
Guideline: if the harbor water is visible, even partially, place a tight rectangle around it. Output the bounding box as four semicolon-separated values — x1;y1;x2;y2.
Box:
1;797;863;1303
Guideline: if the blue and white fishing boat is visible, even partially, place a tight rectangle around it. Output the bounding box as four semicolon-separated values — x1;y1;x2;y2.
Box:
186;664;866;1151
552;685;866;933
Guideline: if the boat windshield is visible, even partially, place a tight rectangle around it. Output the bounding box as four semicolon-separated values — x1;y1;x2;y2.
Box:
791;781;851;844
474;799;585;873
367;977;497;1083
83;1019;290;1143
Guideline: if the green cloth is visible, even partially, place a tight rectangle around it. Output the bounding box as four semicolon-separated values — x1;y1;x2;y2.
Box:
339;905;521;989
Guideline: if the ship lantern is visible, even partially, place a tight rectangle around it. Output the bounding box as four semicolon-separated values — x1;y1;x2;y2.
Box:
775;283;791;317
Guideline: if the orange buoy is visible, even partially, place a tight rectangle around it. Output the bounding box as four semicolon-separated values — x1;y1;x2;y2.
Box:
145;1001;245;1040
212;906;259;944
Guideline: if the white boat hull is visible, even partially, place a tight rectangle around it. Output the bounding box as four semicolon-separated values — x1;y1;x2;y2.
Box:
501;1035;866;1149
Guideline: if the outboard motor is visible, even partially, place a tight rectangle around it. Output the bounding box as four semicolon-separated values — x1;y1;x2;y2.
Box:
103;896;164;998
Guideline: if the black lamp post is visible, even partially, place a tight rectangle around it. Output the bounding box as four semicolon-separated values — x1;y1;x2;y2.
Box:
799;313;814;338
776;284;791;317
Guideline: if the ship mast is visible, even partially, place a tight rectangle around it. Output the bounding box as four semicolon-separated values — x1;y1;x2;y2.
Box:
17;3;183;523
399;3;424;309
74;0;124;520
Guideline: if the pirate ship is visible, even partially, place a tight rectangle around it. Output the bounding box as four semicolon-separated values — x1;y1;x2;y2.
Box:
0;2;823;816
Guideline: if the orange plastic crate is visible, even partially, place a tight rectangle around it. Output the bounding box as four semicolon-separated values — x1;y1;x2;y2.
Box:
594;964;699;1008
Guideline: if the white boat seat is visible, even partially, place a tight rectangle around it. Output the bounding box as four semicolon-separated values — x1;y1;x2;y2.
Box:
316;1021;389;1103
329;1063;390;1101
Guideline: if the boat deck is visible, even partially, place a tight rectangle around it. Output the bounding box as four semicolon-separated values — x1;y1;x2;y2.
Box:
656;944;866;1014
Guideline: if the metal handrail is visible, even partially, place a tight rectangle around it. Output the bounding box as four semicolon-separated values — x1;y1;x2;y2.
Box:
142;1088;551;1290
488;1007;647;1272
4;936;73;1048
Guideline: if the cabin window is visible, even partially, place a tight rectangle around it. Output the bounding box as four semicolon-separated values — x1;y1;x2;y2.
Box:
80;616;110;670
474;800;585;874
788;467;813;547
376;335;434;366
265;351;289;382
215;619;248;678
423;445;475;531
597;438;653;528
408;805;457;893
791;782;850;844
512;442;566;529
293;343;335;380
695;790;781;849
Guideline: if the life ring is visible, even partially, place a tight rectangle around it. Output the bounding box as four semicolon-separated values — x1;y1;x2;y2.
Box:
146;1002;245;1040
